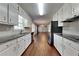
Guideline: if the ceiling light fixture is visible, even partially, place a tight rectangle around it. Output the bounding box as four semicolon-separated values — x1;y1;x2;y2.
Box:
37;3;44;15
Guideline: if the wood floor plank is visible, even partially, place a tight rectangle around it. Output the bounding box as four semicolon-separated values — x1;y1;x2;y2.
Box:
22;32;60;56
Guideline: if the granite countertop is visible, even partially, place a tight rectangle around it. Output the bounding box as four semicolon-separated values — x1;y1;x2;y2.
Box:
0;32;30;43
54;33;79;43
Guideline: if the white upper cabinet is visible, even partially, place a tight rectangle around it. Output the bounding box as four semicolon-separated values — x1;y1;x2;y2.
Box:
0;3;8;24
62;38;78;56
18;6;24;17
58;7;63;26
63;4;72;21
57;3;72;26
53;13;58;21
71;3;79;17
62;44;78;56
54;34;63;55
19;6;32;27
8;3;18;25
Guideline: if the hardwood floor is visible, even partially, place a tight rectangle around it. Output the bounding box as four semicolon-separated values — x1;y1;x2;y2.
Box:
22;32;60;56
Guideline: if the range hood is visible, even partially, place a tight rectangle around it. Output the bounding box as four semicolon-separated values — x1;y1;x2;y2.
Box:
62;15;79;22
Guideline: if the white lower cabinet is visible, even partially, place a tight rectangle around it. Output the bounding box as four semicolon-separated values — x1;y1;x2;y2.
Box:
62;38;79;56
0;3;18;25
17;34;31;55
54;34;63;55
8;3;18;25
54;33;79;56
0;39;17;56
0;45;17;56
62;44;79;56
0;33;31;56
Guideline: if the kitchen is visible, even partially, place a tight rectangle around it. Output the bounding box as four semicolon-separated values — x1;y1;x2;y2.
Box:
53;3;79;56
0;3;79;56
0;3;32;56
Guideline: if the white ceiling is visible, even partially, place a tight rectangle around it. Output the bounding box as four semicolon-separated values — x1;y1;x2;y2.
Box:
19;3;64;25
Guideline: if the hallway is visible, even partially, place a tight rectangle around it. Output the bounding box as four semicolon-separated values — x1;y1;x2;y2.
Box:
22;32;60;56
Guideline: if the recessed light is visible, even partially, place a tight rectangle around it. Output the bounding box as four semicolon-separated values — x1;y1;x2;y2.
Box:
37;3;44;15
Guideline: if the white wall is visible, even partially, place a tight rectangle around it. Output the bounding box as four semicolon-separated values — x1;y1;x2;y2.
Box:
48;23;51;32
38;25;48;32
32;23;37;33
63;20;79;36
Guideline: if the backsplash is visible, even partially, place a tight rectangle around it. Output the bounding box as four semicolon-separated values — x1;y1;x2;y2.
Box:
63;19;79;36
0;24;14;31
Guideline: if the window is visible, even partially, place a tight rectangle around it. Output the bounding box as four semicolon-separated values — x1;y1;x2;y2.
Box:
14;15;24;30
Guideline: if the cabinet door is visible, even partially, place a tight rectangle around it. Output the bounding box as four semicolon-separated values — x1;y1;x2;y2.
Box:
63;3;72;21
54;34;63;55
62;37;79;56
19;6;24;17
71;3;79;16
0;45;17;56
16;38;23;55
54;34;58;48
0;3;8;24
9;3;18;25
58;8;63;26
63;44;78;56
16;34;31;55
56;35;63;55
53;13;58;21
17;37;27;55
